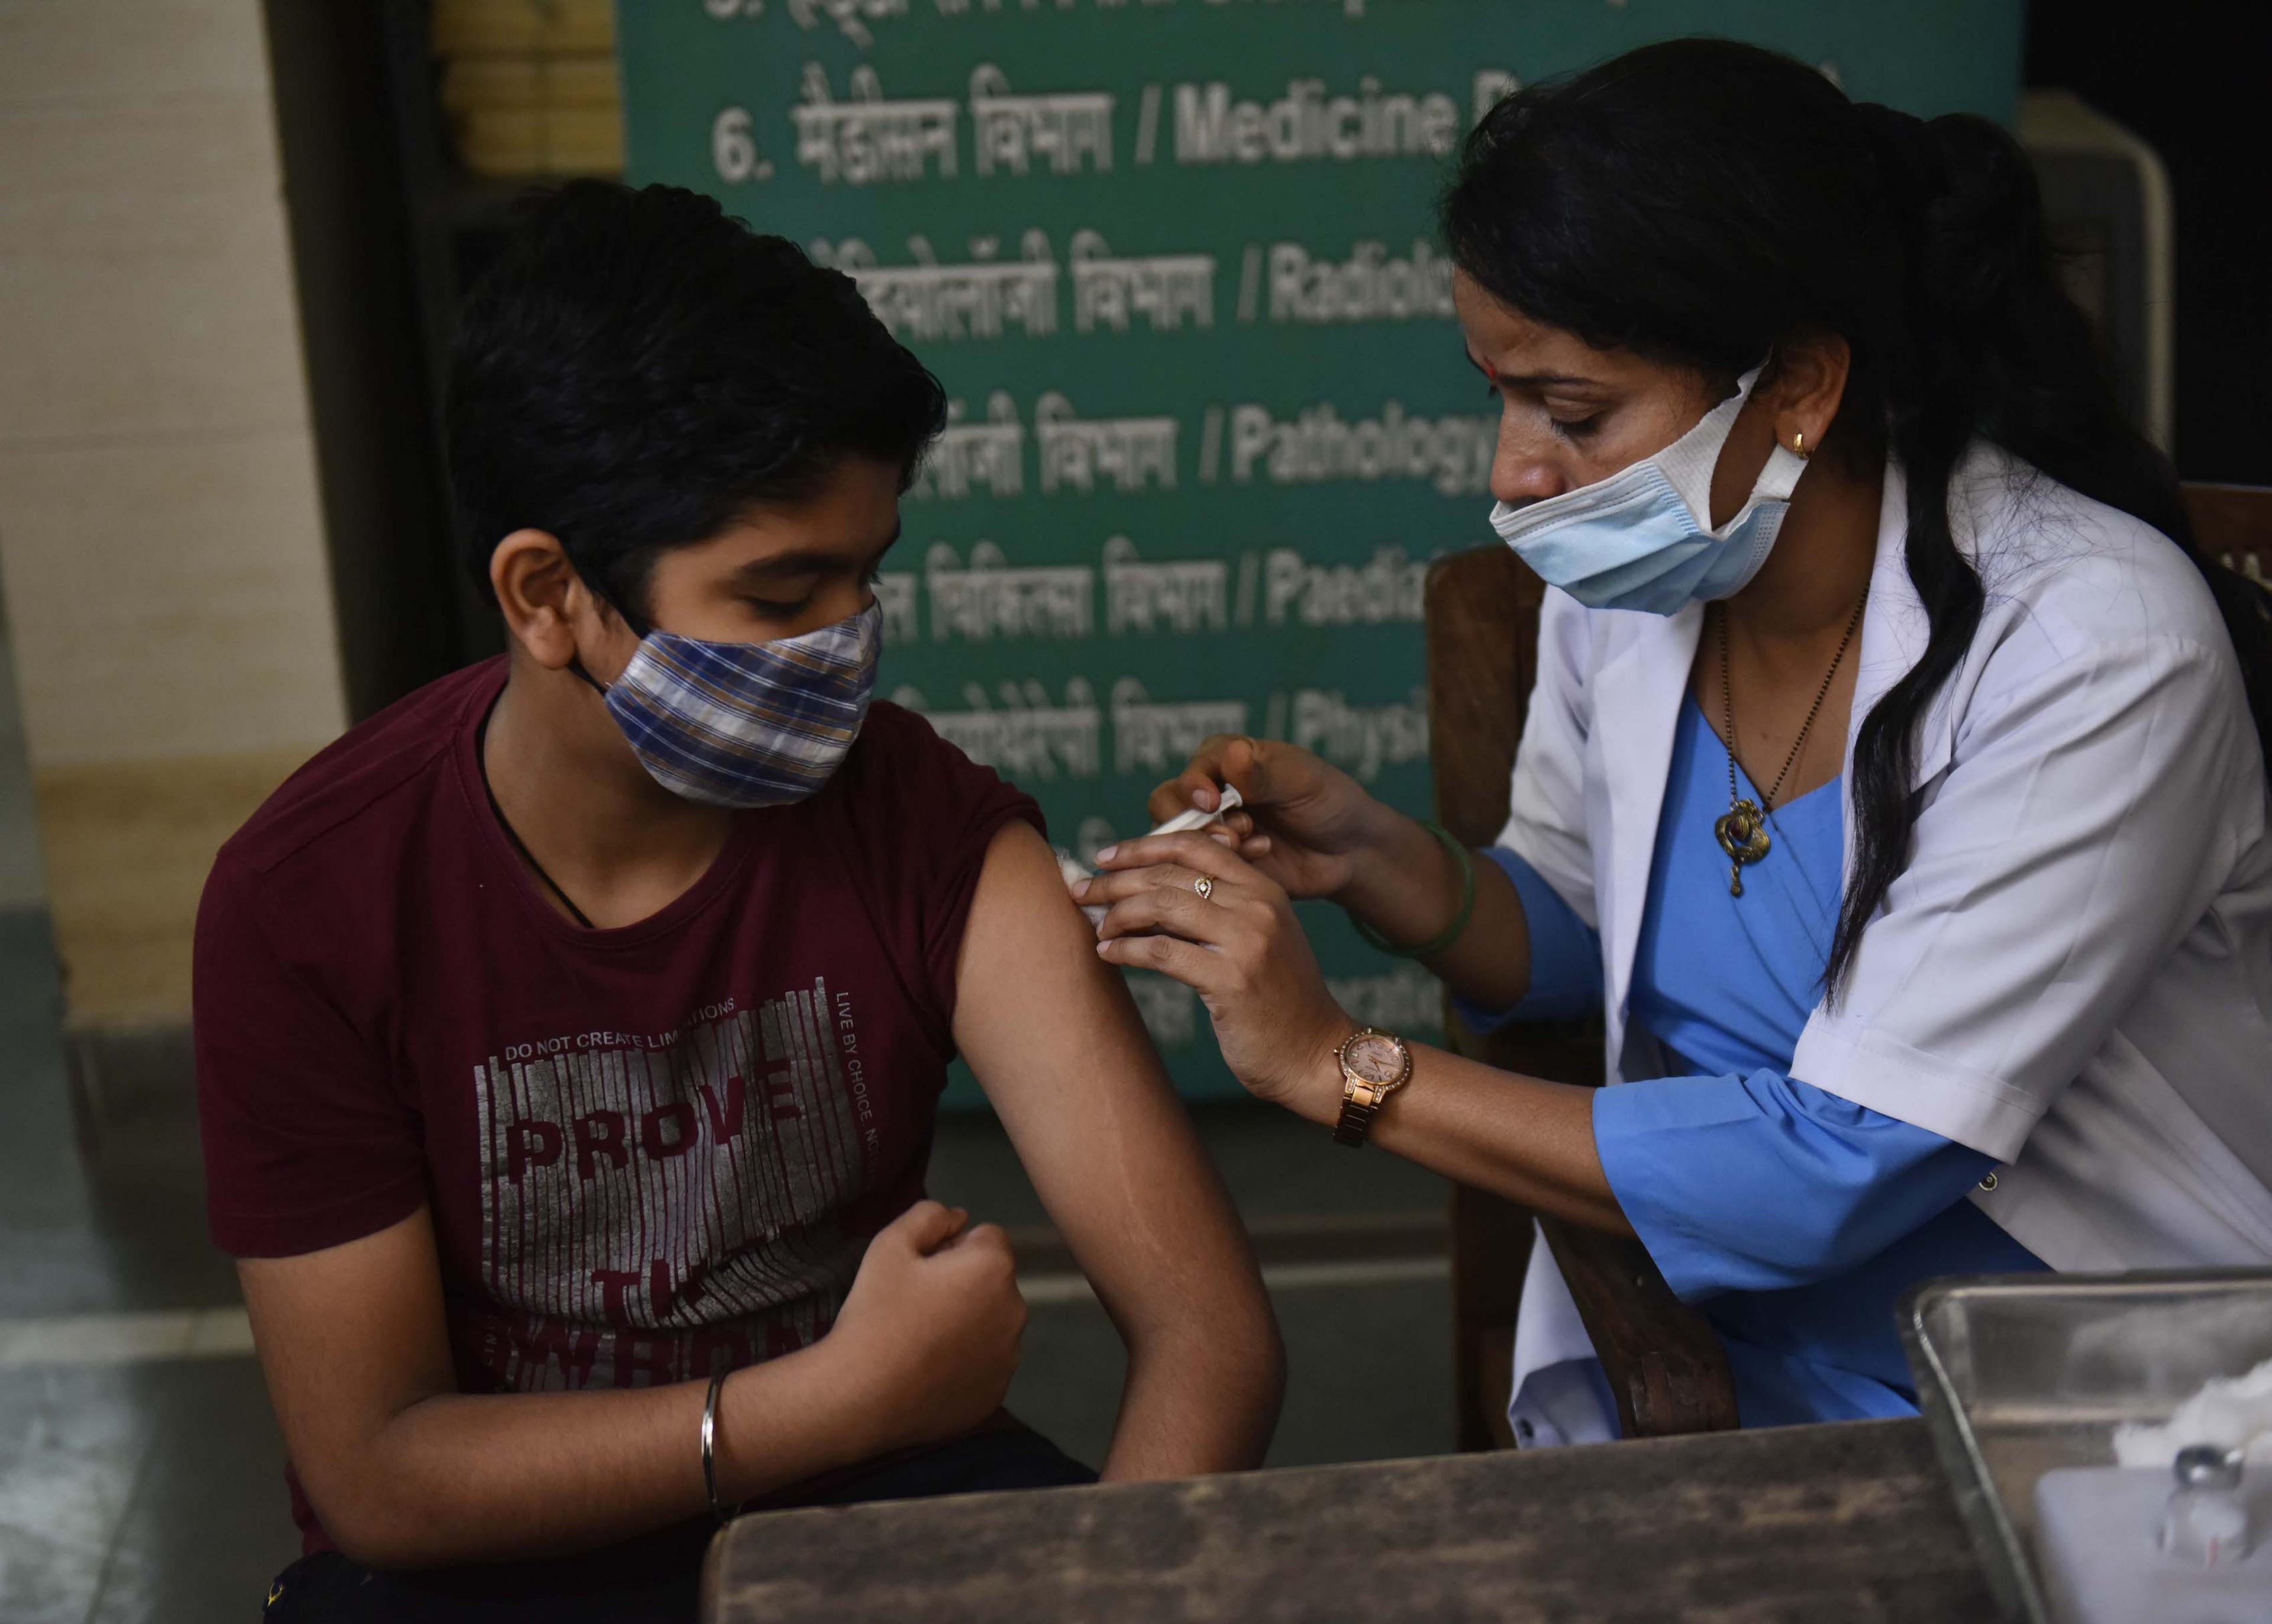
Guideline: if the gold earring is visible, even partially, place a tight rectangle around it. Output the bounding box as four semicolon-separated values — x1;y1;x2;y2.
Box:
1790;430;1810;459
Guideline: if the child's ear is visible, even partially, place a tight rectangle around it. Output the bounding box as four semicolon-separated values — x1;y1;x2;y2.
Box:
492;530;596;671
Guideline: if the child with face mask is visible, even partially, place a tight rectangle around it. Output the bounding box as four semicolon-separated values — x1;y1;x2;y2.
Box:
196;182;1282;1623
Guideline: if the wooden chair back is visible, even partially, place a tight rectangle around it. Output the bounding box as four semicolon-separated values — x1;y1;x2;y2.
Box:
2184;482;2272;578
1424;546;1737;1447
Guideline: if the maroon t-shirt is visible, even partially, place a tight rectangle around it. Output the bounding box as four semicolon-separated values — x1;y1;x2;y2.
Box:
194;658;1038;1551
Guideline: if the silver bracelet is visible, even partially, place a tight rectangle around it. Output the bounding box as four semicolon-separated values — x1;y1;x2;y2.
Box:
701;1365;734;1525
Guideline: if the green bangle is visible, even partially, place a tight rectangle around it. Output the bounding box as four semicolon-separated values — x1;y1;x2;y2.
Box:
1351;823;1476;960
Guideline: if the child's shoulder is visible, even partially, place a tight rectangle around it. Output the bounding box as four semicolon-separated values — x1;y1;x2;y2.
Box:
821;698;1044;864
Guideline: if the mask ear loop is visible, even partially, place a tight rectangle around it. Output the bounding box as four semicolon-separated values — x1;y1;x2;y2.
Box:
563;570;651;696
1715;352;1811;518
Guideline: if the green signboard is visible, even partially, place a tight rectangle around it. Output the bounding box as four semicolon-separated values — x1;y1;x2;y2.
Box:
618;0;2022;1102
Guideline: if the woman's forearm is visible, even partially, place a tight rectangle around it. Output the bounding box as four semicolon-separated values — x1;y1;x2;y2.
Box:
1334;810;1536;1012
1279;1034;1632;1236
325;1338;878;1569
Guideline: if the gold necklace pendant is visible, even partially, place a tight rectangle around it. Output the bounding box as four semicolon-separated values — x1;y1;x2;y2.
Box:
1714;798;1771;896
1711;588;1869;901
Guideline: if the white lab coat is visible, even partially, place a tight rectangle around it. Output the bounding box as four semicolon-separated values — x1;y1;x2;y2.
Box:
1499;444;2272;1444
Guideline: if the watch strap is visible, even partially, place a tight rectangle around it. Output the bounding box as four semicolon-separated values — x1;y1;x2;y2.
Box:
1332;1092;1381;1147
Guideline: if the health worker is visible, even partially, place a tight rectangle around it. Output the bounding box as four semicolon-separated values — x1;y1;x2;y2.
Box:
1076;40;2272;1440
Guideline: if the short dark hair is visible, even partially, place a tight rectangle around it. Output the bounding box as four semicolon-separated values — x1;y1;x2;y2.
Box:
446;180;947;625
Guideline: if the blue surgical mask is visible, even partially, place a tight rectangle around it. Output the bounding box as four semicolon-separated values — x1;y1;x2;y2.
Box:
1488;365;1806;615
598;602;882;809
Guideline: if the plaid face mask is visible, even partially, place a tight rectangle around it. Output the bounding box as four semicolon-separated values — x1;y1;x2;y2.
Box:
601;601;882;808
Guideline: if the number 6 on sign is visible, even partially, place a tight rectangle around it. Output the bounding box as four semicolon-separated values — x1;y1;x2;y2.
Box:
712;108;773;184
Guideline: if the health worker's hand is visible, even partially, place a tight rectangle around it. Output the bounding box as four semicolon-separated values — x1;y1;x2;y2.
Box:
1079;831;1349;1110
1145;737;1393;905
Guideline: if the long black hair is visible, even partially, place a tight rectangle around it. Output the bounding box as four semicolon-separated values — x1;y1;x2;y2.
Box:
1442;38;2272;998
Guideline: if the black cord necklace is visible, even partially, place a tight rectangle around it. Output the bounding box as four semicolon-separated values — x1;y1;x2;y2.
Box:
475;704;598;929
1712;587;1868;897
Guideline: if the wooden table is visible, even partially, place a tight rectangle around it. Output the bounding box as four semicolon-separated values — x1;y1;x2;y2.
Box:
702;1418;1995;1622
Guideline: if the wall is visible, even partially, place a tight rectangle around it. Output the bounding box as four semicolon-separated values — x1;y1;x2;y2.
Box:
0;0;347;1028
618;1;2024;1101
0;577;46;913
2026;0;2267;485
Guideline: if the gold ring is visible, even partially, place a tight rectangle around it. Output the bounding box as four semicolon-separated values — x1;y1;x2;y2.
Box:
1193;876;1214;900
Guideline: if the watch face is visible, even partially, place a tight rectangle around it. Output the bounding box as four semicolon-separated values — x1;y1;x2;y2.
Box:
1344;1032;1405;1085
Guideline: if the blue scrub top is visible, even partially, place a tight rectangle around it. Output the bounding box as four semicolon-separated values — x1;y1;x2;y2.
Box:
1476;697;2046;1429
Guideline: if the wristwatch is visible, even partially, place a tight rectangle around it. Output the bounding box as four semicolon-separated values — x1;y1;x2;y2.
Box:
1332;1028;1413;1147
